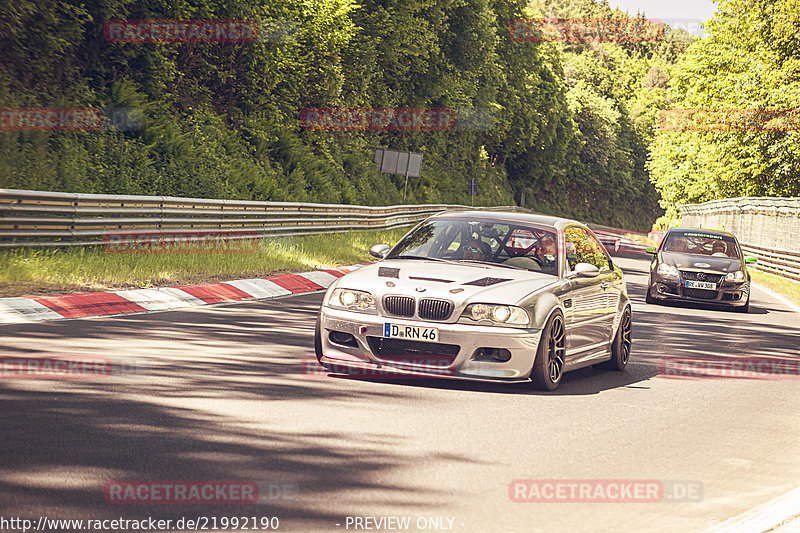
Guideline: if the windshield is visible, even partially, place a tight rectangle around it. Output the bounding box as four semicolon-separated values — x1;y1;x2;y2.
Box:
662;231;741;258
386;219;559;276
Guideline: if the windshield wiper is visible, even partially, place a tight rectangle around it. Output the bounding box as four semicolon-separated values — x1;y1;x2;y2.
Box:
392;255;455;264
457;260;525;270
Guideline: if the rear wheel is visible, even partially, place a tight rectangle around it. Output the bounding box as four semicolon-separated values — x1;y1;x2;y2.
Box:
604;306;631;371
531;311;566;391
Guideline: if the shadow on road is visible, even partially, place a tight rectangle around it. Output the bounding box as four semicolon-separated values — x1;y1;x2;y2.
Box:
0;294;473;525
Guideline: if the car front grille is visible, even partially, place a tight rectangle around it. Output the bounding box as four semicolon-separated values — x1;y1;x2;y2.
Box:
683;288;718;300
418;298;454;321
680;271;723;283
383;296;415;317
366;336;459;365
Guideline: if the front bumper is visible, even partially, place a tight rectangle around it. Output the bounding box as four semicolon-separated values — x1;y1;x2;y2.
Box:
649;274;749;306
318;306;544;382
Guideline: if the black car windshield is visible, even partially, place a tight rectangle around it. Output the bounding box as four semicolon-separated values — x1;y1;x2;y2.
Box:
662;231;741;258
386;219;559;275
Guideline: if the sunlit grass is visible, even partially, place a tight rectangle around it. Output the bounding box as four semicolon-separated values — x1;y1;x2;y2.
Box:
0;227;411;297
749;269;800;307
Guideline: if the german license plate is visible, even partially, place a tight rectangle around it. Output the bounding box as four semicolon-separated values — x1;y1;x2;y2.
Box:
685;280;716;290
384;323;439;341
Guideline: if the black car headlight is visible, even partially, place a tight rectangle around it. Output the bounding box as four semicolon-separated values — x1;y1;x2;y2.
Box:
327;288;376;313
725;270;745;282
460;303;529;327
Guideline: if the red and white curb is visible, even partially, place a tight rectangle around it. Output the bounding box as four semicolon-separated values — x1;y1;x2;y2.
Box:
0;265;366;325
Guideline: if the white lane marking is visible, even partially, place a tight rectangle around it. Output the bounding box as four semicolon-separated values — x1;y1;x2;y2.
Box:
298;271;339;287
225;279;292;299
0;298;64;323
703;485;800;533
751;282;800;314
113;288;206;311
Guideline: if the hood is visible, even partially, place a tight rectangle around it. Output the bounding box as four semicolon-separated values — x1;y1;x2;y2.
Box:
334;259;558;307
661;251;742;273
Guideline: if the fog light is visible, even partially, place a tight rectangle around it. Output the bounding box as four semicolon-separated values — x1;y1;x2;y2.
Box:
471;347;512;362
329;331;358;347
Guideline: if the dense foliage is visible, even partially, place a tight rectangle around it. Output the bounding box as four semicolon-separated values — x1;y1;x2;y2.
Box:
648;0;800;227
0;0;696;229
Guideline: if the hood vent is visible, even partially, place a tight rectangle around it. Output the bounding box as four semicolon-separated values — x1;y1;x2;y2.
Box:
378;267;400;278
463;277;512;287
409;276;453;283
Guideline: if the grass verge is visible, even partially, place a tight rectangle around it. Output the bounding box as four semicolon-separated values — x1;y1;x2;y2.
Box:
0;227;411;297
750;269;800;308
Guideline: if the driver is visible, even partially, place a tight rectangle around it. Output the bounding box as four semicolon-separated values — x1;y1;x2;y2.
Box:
462;239;491;261
712;241;726;255
541;235;556;258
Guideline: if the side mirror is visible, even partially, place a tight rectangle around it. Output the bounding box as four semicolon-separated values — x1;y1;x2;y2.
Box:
573;262;600;278
745;256;758;264
646;246;658;254
369;243;391;259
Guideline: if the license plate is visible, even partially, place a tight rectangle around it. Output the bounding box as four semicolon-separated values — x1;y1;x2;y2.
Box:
384;323;439;341
685;280;716;290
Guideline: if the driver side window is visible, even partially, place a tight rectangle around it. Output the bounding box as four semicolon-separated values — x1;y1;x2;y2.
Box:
564;227;611;272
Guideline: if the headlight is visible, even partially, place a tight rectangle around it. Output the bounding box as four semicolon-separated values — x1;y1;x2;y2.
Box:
657;263;680;279
327;289;376;313
462;303;529;326
725;270;745;282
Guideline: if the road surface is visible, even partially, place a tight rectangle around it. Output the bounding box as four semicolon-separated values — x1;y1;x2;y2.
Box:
1;256;799;532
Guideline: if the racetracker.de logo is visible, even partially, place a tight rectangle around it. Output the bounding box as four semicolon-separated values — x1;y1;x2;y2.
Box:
0;108;142;132
302;357;454;380
103;231;260;254
660;357;800;380
104;481;298;504
509;18;665;43
300;107;457;132
0;357;112;379
104;20;258;43
104;481;258;504
509;479;702;503
659;108;800;132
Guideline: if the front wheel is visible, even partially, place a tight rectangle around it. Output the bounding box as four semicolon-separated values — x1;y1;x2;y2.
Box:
604;306;632;371
531;311;566;391
645;284;657;304
314;315;329;368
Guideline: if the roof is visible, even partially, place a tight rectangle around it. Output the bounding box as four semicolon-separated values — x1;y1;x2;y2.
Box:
667;226;738;239
430;208;581;229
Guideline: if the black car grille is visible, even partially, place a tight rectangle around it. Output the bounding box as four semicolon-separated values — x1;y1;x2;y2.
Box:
418;298;454;321
683;288;718;300
383;296;415;317
366;336;459;365
680;271;723;283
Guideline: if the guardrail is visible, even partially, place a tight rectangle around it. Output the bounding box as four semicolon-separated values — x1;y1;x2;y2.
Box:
740;243;800;283
679;197;800;283
0;188;461;247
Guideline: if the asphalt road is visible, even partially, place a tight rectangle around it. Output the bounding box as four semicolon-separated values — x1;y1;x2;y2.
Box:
1;256;799;533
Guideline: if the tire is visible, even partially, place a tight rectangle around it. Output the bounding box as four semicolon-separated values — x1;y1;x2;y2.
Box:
314;315;329;368
645;284;657;304
531;311;566;391
734;295;750;313
603;306;632;371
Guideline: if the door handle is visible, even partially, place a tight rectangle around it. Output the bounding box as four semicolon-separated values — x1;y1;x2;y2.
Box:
600;282;609;290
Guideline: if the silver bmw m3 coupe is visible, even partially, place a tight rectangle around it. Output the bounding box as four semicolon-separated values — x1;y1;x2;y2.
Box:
314;209;632;390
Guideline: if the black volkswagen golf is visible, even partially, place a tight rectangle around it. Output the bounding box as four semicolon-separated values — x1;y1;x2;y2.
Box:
645;227;758;312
